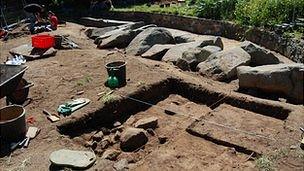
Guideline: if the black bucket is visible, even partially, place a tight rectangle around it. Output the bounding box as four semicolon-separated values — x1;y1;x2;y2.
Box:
105;61;126;87
54;35;62;49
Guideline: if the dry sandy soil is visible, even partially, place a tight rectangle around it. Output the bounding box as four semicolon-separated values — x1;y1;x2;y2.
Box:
0;22;303;171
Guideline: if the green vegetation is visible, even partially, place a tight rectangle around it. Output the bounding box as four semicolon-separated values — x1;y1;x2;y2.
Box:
76;75;93;86
255;147;304;171
235;0;304;27
112;0;304;34
113;4;196;17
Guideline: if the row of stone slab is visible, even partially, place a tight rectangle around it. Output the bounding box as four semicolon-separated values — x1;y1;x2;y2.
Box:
85;20;303;103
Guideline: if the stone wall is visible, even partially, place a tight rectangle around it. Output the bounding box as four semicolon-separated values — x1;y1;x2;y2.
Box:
100;11;303;63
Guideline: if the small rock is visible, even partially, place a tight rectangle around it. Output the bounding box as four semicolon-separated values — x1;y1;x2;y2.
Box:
113;121;122;127
111;125;124;133
290;145;297;149
92;131;104;142
101;127;111;135
158;136;168;144
114;131;121;141
100;139;110;149
125;115;136;125
114;159;128;171
102;149;121;161
134;117;158;129
146;128;155;136
91;141;98;150
84;140;94;148
49;149;96;169
120;127;148;152
76;91;84;95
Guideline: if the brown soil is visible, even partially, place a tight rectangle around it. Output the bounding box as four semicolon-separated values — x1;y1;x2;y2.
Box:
0;22;303;171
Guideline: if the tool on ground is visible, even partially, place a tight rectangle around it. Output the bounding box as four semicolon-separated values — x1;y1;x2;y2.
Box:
24;127;39;147
57;98;90;116
43;109;60;122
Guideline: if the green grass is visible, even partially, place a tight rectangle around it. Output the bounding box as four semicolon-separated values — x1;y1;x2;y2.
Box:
112;4;197;17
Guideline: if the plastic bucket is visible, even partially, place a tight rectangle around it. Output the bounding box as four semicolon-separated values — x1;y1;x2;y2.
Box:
31;34;55;49
105;61;127;87
0;105;26;142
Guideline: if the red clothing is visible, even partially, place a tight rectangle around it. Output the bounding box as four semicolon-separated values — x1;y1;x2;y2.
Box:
50;15;58;30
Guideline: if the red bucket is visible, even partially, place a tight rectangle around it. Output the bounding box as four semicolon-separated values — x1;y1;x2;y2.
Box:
31;35;55;49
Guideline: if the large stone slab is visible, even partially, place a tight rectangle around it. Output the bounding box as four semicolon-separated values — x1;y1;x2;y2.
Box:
237;64;304;103
85;26;119;39
94;22;146;45
187;104;285;154
141;44;175;60
97;25;156;49
126;27;175;56
197;47;251;81
240;41;281;65
80;17;134;27
162;36;223;63
9;44;57;60
49;149;96;169
176;45;222;71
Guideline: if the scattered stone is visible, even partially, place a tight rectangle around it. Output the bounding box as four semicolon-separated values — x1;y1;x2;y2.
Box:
10;44;57;60
111;125;124;133
125;115;136;125
158;136;168;144
126;27;175;56
197;47;251;81
162;36;223;63
141;44;175;60
113;121;122;127
239;41;280;65
237;63;304;103
49;149;96;169
91;141;98;150
146;128;155;136
90;159;114;170
101;127;111;135
92;131;104;142
120;127;148;152
100;138;111;149
134;117;159;129
102;149;121;161
84;141;93;147
114;159;128;171
114;131;121;141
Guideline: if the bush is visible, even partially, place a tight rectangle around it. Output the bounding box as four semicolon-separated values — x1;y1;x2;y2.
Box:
235;0;304;27
194;0;238;20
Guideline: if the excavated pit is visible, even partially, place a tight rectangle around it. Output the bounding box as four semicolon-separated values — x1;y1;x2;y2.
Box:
57;78;291;156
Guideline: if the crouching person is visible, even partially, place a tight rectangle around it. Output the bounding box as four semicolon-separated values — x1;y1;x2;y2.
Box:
47;11;58;31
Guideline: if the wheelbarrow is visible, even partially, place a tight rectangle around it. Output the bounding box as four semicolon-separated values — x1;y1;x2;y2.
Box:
0;64;34;105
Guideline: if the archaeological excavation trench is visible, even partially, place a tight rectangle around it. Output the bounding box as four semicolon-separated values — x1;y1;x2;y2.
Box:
57;78;294;157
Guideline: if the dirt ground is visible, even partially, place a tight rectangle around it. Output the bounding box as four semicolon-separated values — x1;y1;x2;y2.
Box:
0;22;303;171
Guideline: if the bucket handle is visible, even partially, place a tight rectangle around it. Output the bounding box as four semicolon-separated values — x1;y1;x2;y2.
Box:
104;49;126;66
